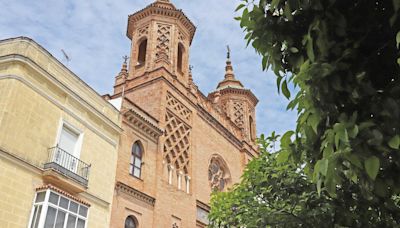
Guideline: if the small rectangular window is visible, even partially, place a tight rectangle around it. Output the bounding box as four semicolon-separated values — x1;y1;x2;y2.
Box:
196;202;210;226
59;125;79;155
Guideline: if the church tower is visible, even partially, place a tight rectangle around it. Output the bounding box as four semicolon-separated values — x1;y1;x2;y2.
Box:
125;0;195;84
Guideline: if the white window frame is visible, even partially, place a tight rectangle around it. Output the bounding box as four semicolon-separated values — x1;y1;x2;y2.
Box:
54;119;84;159
28;189;89;228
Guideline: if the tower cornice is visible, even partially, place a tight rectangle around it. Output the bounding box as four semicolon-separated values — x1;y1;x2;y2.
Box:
209;87;259;107
127;2;196;44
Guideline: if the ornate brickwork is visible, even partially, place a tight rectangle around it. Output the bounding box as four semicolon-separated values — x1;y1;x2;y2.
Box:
177;30;185;42
115;182;156;206
164;111;190;174
166;93;192;121
208;155;230;191
138;25;149;38
156;24;171;61
233;101;244;128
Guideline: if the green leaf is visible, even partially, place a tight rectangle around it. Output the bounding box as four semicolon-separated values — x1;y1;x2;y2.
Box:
318;158;329;176
276;76;283;93
289;47;299;53
397;31;400;49
323;145;333;158
308;113;320;133
277;150;290;164
347;154;362;169
282;80;291;99
348;125;359;138
284;3;293;21
388;135;400;149
262;56;268;71
317;179;322;195
235;4;246;12
270;0;281;10
364;156;380;180
306;37;315;62
281;131;294;148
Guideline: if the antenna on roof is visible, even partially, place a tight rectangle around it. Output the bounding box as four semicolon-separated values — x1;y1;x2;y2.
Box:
61;49;71;66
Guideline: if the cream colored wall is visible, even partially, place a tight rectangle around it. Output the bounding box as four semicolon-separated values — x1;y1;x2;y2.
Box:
0;38;121;228
0;155;43;228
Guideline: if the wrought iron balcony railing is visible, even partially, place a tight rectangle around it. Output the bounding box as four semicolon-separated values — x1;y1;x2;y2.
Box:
44;146;91;186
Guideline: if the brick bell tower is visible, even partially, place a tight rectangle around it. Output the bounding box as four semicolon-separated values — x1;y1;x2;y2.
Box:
124;0;195;83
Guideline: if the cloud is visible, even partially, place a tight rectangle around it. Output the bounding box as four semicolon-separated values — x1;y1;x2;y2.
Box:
0;0;297;137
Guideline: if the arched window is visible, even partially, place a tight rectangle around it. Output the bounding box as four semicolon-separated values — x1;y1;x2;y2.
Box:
130;141;143;178
249;116;255;140
137;39;147;66
177;43;184;72
125;216;137;228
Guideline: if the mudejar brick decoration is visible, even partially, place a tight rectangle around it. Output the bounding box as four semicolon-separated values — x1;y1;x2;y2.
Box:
164;111;191;175
108;0;260;227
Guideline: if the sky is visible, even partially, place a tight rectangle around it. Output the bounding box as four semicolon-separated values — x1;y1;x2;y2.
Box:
0;0;297;138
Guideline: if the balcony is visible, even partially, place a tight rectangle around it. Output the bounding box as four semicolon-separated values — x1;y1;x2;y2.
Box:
43;147;91;193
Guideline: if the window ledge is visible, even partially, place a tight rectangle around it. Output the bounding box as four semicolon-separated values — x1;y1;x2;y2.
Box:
42;168;87;194
135;63;145;69
130;174;144;182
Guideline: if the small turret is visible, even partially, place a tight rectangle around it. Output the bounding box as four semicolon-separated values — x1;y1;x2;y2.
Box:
209;47;259;143
113;56;130;95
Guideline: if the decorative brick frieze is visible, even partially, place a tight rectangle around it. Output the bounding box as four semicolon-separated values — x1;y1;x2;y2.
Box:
115;182;156;207
166;92;192;122
163;111;191;174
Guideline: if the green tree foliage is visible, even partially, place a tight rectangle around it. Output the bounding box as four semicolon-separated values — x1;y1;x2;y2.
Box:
209;136;335;227
209;135;399;227
210;0;400;226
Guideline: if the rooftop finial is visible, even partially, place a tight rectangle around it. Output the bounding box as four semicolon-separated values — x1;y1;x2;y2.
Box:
216;46;244;90
119;55;129;79
188;65;194;83
123;55;129;64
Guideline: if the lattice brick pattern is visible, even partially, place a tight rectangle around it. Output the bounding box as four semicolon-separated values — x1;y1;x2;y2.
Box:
166;93;192;121
138;25;149;37
156;24;171;59
233;101;245;127
164;111;190;174
177;30;185;42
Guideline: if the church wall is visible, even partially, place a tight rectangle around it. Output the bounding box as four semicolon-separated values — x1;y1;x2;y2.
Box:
110;191;155;228
152;179;197;228
113;120;159;196
124;81;164;123
191;113;244;204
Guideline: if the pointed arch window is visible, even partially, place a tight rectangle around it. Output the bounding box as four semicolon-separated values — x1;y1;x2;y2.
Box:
125;216;137;228
130;141;143;178
137;39;147;66
249;116;255;141
177;43;184;73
